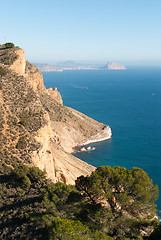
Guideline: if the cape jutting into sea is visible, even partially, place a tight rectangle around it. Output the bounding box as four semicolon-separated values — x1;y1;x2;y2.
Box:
43;66;161;219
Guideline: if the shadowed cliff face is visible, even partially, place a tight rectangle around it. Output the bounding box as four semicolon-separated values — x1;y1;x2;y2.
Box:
0;45;111;184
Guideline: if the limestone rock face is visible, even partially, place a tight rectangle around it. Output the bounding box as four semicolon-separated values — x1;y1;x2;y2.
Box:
46;87;63;105
10;49;26;75
24;61;46;93
0;65;56;182
32;123;55;181
51;143;96;184
0;45;112;184
50;107;112;154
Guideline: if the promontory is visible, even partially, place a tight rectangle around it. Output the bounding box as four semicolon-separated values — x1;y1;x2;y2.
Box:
0;43;112;184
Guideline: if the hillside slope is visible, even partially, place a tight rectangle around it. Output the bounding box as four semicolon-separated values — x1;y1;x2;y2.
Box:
0;44;111;184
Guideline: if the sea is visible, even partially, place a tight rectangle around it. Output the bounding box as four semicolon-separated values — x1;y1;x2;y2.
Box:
43;66;161;219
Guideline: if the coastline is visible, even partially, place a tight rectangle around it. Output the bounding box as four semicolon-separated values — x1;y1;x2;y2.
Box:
75;126;112;151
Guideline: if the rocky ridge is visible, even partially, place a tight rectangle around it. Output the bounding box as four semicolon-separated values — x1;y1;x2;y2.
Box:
0;44;112;184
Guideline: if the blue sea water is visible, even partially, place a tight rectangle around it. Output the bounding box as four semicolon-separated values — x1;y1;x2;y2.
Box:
43;67;161;218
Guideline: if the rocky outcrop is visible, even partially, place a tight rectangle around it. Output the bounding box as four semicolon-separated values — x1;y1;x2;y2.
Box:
50;107;112;153
0;44;112;184
46;87;63;105
32;123;56;181
24;61;46;93
10;49;26;75
0;64;56;181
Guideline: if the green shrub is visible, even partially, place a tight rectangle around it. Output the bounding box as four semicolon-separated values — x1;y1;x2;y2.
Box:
49;218;112;240
4;42;15;48
16;137;27;149
29;166;46;182
14;165;30;178
0;164;159;239
22;175;31;189
75;166;159;238
0;66;8;76
14;165;46;183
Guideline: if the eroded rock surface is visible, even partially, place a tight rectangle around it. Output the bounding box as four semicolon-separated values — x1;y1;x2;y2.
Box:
0;45;111;184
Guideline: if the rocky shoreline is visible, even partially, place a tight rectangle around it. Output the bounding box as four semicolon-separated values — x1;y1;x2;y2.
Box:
73;126;112;153
80;126;112;146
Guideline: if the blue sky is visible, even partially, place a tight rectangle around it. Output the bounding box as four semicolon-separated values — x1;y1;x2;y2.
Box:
0;0;161;65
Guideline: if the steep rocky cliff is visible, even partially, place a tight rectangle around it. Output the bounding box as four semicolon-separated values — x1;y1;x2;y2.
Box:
0;44;111;184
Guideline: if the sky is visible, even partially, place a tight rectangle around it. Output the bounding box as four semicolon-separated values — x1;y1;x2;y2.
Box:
0;0;161;65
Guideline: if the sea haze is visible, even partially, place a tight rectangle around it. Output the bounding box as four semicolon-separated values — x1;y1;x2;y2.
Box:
43;66;161;218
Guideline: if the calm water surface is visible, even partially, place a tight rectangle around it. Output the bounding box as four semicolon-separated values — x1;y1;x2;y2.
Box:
43;67;161;218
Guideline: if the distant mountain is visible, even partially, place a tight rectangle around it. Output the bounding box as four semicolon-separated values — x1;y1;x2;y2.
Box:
35;61;126;72
35;61;101;71
102;62;126;70
34;63;62;72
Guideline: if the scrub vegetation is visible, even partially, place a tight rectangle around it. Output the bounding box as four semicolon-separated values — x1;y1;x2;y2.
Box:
0;43;18;65
0;164;159;240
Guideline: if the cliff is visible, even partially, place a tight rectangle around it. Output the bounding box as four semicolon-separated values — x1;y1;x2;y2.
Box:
0;44;111;184
46;87;63;105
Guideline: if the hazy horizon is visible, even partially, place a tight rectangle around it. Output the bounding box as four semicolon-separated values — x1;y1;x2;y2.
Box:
33;59;161;67
1;0;161;65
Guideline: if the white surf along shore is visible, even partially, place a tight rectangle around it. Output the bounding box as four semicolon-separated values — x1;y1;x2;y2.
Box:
76;126;112;152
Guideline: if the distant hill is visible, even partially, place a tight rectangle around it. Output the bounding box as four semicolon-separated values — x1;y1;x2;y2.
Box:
102;62;126;70
34;63;62;72
35;61;126;72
